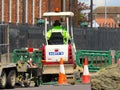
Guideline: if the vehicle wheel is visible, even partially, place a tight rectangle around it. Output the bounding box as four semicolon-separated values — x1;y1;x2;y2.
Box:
6;70;16;88
0;71;7;89
34;79;39;87
34;76;42;87
24;80;31;87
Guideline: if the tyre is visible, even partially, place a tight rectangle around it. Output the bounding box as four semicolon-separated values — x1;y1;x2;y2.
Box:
24;80;31;87
6;70;16;88
0;71;7;89
34;78;39;87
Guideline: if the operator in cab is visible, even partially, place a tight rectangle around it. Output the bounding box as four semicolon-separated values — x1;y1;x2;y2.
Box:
46;20;71;44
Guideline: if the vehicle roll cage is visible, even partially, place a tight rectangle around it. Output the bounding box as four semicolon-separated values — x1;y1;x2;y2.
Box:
43;12;74;45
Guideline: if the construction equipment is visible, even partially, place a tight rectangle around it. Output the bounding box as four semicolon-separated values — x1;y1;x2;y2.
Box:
12;49;42;87
41;11;76;84
0;24;42;89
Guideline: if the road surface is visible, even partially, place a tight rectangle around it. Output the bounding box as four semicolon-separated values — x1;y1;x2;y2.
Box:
5;84;91;90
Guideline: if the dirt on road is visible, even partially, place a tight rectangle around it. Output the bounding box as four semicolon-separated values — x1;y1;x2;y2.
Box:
91;64;120;90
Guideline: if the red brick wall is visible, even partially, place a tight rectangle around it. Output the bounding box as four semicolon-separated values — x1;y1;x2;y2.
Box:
0;0;78;25
28;0;33;24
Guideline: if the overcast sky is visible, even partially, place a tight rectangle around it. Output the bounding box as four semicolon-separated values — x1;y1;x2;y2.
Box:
78;0;120;8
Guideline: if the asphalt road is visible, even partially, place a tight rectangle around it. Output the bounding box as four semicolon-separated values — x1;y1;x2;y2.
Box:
5;84;91;90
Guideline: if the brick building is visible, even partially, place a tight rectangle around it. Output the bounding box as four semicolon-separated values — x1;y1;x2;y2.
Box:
0;0;78;25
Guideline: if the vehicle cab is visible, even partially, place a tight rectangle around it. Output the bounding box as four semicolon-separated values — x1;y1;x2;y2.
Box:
43;11;74;45
42;11;76;63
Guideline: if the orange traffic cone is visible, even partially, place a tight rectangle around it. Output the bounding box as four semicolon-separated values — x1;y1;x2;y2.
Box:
58;58;67;85
82;57;90;83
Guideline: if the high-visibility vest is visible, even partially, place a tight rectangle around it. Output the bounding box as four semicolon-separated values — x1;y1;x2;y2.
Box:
46;26;70;44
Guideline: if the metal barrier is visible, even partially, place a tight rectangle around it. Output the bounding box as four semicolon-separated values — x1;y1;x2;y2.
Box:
12;49;30;63
12;49;42;67
32;50;42;67
76;50;112;72
115;51;120;63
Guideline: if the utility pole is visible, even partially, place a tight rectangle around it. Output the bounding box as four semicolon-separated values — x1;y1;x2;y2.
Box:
69;0;72;11
61;0;66;12
48;0;51;26
63;0;66;12
48;0;51;12
90;0;93;28
105;0;107;25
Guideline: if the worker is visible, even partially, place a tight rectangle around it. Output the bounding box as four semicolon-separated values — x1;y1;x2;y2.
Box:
27;58;37;68
46;20;71;44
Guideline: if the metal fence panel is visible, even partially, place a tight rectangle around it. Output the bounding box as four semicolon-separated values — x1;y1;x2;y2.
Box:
74;27;120;50
76;50;112;72
9;24;45;52
0;24;10;63
7;25;120;52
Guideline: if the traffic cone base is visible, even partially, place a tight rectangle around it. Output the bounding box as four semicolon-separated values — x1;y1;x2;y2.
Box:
82;75;90;83
58;58;68;85
58;73;67;84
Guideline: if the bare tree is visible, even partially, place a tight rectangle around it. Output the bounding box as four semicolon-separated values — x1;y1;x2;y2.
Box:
77;2;90;24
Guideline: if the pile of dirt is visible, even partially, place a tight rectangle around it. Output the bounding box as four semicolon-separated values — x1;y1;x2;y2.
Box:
91;64;120;90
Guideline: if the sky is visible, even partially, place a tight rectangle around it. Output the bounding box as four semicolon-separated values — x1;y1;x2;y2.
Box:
78;0;120;9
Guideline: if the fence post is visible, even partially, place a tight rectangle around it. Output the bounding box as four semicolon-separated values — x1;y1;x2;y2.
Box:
110;50;115;64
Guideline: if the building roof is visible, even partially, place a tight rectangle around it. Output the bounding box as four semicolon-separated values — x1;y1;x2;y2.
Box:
94;6;120;14
93;6;120;27
95;18;119;28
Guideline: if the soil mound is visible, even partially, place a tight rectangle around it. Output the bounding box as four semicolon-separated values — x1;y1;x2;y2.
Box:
91;64;120;90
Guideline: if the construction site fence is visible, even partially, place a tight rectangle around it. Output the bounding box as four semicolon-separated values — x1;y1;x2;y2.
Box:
74;27;120;50
8;24;45;52
0;24;10;63
1;24;120;52
1;24;120;62
76;50;120;72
